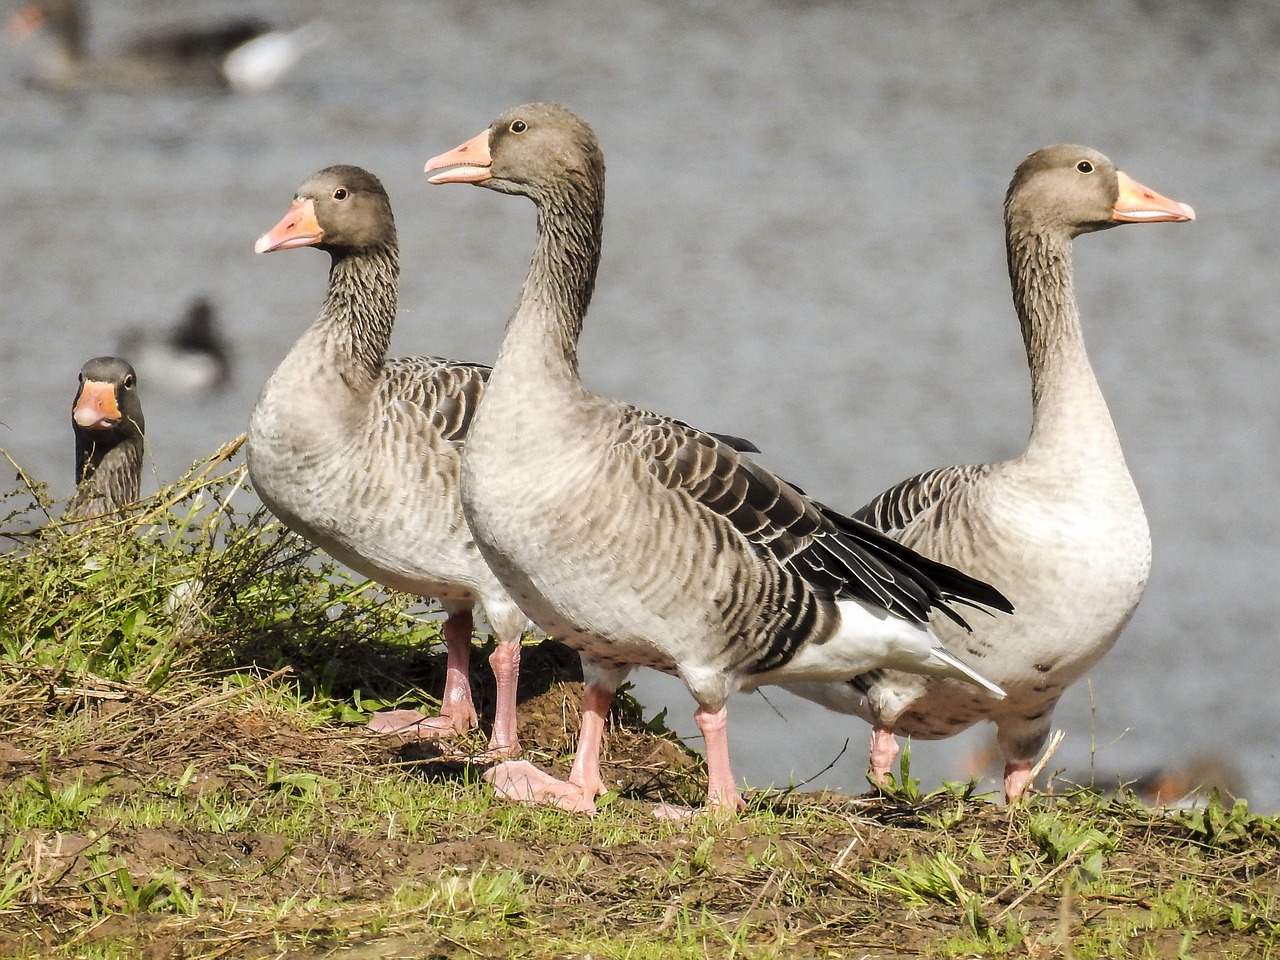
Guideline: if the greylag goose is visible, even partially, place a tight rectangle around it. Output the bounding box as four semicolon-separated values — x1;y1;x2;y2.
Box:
248;165;530;757
424;103;1012;816
7;0;324;93
118;296;232;395
785;146;1194;800
66;356;145;522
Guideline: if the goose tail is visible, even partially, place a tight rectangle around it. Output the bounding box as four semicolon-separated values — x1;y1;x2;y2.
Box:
928;645;1006;699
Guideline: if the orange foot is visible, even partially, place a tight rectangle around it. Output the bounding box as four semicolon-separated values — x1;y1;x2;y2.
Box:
651;793;746;821
365;708;474;740
484;760;600;815
470;738;523;764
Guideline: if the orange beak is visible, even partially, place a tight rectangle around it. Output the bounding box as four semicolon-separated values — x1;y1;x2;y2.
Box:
6;4;46;42
255;198;323;253
425;128;493;184
73;380;123;431
1113;172;1195;223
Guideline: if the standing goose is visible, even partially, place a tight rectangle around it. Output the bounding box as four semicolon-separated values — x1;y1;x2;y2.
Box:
66;356;145;522
248;165;529;757
425;103;1012;816
786;146;1194;800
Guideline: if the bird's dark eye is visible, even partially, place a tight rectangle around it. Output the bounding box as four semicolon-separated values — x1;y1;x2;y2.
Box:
510;119;527;134
333;187;349;200
123;375;135;389
1076;160;1094;174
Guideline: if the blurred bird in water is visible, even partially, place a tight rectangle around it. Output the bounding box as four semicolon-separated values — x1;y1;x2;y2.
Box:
118;296;232;396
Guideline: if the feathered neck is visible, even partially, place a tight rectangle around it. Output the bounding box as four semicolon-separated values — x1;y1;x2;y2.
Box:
1005;216;1121;463
69;424;143;519
498;167;604;380
316;242;399;393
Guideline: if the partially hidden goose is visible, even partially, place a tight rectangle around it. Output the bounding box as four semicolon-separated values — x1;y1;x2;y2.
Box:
118;296;232;396
7;0;325;93
248;165;530;757
66;356;145;522
424;103;1013;817
784;146;1194;800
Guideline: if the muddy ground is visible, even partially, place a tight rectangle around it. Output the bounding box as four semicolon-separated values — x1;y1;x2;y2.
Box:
1;642;1276;959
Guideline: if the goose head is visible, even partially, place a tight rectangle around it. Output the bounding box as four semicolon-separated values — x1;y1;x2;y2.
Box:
1005;145;1195;240
71;356;145;505
73;356;143;439
425;102;605;205
255;164;395;258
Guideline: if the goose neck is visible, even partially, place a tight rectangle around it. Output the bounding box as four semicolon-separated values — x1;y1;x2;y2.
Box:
495;181;602;386
316;244;399;392
76;432;142;503
1006;225;1118;459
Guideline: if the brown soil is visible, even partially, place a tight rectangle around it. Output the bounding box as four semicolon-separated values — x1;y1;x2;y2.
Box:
1;642;1276;959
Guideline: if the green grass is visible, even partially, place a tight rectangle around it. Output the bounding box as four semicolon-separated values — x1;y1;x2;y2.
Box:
1;440;1278;958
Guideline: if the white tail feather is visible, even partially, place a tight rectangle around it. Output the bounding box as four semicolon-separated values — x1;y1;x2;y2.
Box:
929;646;1006;699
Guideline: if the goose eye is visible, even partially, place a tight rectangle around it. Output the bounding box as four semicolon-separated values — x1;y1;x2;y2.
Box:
333;187;349;200
1076;160;1094;174
123;375;135;389
510;119;527;134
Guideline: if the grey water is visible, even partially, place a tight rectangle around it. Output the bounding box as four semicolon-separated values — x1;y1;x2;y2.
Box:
2;0;1277;810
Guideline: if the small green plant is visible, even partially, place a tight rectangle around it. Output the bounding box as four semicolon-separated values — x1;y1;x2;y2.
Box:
865;850;969;905
876;740;923;801
1176;791;1274;848
0;837;31;912
81;853;203;916
1025;808;1116;861
9;768;114;832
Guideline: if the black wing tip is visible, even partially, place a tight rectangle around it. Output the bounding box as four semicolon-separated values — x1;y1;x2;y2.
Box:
816;500;1014;625
708;431;761;454
906;554;1014;626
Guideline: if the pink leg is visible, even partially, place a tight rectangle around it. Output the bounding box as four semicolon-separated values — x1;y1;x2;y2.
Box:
653;702;745;820
486;680;614;815
698;703;745;815
481;639;522;759
869;725;900;784
366;610;478;739
1004;759;1034;801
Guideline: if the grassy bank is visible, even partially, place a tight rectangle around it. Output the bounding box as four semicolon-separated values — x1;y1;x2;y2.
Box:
1;443;1277;959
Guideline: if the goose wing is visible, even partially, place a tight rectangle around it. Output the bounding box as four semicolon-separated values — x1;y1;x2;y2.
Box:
854;463;993;537
381;357;490;443
624;411;1010;629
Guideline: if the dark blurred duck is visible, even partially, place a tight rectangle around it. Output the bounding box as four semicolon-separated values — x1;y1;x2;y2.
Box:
119;296;231;396
7;0;326;93
65;357;145;523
